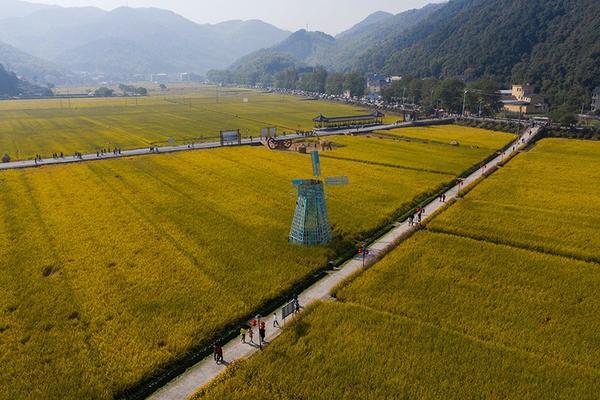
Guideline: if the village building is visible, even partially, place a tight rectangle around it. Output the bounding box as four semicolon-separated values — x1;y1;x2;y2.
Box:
366;74;391;94
501;84;546;114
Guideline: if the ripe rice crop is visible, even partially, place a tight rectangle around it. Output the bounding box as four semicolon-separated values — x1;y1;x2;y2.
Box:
199;231;600;399
428;139;600;263
323;129;513;175
198;138;600;400
381;125;515;150
0;129;512;399
198;301;599;400
336;231;600;372
0;87;369;159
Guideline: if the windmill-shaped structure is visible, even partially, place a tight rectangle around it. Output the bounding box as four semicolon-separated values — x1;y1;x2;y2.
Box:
289;151;348;246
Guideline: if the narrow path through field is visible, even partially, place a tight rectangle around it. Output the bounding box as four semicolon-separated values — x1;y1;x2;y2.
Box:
148;125;544;400
0;120;448;171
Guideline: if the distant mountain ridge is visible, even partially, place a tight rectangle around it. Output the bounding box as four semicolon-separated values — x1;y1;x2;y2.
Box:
358;0;600;105
225;4;444;80
0;63;52;96
0;0;291;78
0;41;70;83
336;11;394;39
0;0;55;19
225;0;599;107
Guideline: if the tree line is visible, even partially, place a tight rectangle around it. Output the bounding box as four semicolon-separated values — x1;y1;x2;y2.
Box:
207;66;367;97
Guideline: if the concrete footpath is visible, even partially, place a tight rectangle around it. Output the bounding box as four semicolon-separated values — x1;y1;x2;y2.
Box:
0;119;449;171
149;125;543;400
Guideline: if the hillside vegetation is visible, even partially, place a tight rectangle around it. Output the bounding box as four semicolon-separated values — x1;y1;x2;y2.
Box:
223;0;600;108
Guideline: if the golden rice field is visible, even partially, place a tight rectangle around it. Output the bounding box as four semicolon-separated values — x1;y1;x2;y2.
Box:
429;139;600;263
0;86;373;159
381;125;515;150
198;138;600;399
199;233;600;400
324;130;514;175
0;124;512;399
198;302;599;400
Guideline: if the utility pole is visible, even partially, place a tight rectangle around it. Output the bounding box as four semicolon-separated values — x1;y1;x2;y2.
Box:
462;90;468;117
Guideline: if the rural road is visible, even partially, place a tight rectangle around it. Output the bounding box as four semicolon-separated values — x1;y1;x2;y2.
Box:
148;124;544;400
0;119;447;171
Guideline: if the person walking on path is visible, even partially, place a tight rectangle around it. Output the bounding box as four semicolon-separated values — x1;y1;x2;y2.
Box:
240;327;247;343
259;322;266;346
215;344;223;364
213;343;219;363
294;298;301;314
248;327;254;344
408;215;414;227
272;313;280;328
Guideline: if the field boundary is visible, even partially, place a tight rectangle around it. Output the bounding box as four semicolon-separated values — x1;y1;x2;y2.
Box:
426;226;600;265
145;125;545;400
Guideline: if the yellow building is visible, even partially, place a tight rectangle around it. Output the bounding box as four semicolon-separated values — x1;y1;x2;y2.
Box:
502;84;546;114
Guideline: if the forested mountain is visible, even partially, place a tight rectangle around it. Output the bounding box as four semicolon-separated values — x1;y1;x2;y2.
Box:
223;0;599;108
359;0;600;106
0;41;70;83
222;4;443;83
328;3;445;72
0;1;290;77
267;30;336;66
336;11;393;39
0;64;19;96
0;63;51;96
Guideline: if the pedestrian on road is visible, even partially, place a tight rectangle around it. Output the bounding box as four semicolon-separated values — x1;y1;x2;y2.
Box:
294;298;301;314
213;343;219;362
248;327;254;343
408;215;414;227
240;327;247;343
215;344;223;364
273;313;280;328
259;322;266;344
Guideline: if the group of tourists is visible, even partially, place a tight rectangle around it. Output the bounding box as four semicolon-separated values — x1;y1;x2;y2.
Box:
408;207;426;227
51;152;64;159
96;148;122;157
215;298;304;364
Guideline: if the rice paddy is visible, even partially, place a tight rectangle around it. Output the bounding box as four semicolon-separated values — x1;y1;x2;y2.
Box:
197;138;600;400
0;107;512;399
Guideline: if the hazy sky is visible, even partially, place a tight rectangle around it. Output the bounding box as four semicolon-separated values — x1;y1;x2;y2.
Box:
31;0;440;34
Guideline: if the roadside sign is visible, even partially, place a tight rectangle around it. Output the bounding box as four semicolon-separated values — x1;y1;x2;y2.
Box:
358;246;369;267
281;300;296;320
